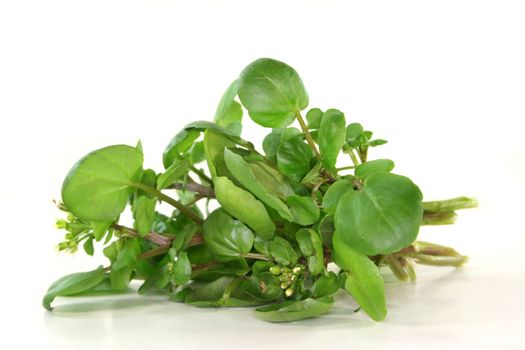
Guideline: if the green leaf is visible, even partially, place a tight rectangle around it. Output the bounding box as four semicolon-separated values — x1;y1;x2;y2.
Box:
311;272;340;298
83;237;94;256
277;137;314;181
322;179;353;215
269;237;298;266
213;177;275;239
368;139;387;147
248;161;295;200
255;297;333;323
346;123;364;147
172;251;192;285
91;221;112;242
238;58;309;128
184;277;234;307
214;79;243;136
262;129;283;162
224;149;293;221
334;173;423;255
333;232;386;321
306;108;323;129
318;109;346;170
132;194;157;236
287;195;320;226
43;266;105;310
203;129;236;178
188;141;206;164
203;209;254;262
157;159;191;189
165;120;250;169
295;228;324;275
61;145;143;221
354;159;395;179
163;129;200;168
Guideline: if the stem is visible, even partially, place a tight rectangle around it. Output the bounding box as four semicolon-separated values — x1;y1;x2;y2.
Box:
190;166;213;185
347;148;360;167
295;111;320;159
243;252;269;261
335;165;356;172
170;182;215;198
130;182;203;224
405;253;468;267
386;255;409;281
112;224;171;246
423;197;478;213
422;210;457;225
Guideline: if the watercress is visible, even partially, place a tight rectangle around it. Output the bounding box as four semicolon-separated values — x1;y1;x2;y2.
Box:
45;58;477;324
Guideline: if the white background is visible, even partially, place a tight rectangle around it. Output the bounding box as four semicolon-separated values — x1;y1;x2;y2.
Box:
1;1;524;349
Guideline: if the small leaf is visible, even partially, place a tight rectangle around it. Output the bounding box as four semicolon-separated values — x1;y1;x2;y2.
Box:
214;177;275;239
334;173;423;255
214;80;243;135
269;237;298;266
172;251;192;285
203;209;254;262
306;108;323;129
61;145;143;221
354;159;395;179
346;123;364;147
43;266;105;310
91;221;112;242
311;272;340;298
132;194;157;236
83;238;94;256
367;139;387;147
248;161;295;200
287;195;320;226
262;129;283;162
295;228;324;275
238;58;309;128
255;297;333;323
224;149;293;221
157;159;191;189
277;137;314;181
318;109;346;170
322;179;353;215
333;232;386;321
163;129;200;168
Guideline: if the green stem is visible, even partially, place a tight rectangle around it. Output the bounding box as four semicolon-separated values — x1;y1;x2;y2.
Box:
335;165;356;171
405;253;468;267
386;255;409;281
243;252;269;261
130;182;203;225
295;111;320;159
347;148;360;167
422;210;457;225
422;197;478;212
190;166;213;185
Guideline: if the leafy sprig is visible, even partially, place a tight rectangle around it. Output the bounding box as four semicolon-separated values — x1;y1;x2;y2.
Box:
44;58;477;323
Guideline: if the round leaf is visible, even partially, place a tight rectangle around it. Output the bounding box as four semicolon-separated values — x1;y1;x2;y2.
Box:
322;179;353;215
61;145;143;221
287;195;320;226
277;137;314;182
334;173;423;255
203;209;255;262
238;58;309;128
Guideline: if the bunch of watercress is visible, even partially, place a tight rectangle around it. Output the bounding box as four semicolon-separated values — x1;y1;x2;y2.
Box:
43;58;477;322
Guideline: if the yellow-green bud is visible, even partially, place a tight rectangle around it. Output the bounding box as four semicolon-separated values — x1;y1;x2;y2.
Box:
292;266;302;274
285;288;294;297
269;266;281;275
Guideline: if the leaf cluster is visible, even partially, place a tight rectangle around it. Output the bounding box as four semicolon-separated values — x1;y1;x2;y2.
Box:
44;58;476;323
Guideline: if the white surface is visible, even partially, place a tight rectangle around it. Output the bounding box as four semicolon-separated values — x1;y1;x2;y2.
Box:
1;1;525;349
